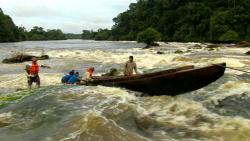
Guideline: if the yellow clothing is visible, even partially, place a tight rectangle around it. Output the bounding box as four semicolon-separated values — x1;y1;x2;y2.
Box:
124;61;137;76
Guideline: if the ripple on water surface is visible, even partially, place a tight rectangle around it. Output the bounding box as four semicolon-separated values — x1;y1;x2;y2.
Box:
0;40;250;141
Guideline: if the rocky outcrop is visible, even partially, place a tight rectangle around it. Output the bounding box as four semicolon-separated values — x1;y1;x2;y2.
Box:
193;44;202;49
2;54;49;64
174;50;184;54
234;41;250;47
143;42;160;49
156;51;164;54
206;44;221;48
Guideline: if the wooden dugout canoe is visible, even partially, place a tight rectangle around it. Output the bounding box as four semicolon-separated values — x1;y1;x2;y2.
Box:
81;63;226;96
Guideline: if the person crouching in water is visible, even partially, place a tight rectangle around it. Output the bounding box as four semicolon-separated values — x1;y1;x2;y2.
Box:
68;72;81;84
61;70;75;84
86;67;95;80
124;56;138;76
26;57;40;89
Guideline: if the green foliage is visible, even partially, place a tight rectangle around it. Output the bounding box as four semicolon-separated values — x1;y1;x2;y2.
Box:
219;30;239;42
108;0;250;42
94;29;111;40
28;27;66;41
81;29;111;40
65;33;81;39
0;8;21;42
247;25;250;40
81;30;98;39
0;8;66;42
137;28;161;45
18;26;28;41
46;29;66;40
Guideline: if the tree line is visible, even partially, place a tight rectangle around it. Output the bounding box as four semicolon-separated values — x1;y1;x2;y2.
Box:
82;0;250;42
0;8;66;42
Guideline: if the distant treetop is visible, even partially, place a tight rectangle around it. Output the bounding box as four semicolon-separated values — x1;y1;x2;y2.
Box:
82;0;250;43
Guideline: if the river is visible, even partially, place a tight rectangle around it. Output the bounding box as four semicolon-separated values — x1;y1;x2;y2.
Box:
0;40;249;141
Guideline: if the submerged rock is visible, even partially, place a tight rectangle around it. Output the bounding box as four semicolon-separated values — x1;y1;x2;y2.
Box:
208;48;215;51
206;44;221;48
2;54;50;64
245;51;250;55
156;51;164;54
174;50;184;54
142;45;150;49
234;41;250;48
193;44;202;49
142;42;160;49
150;42;160;46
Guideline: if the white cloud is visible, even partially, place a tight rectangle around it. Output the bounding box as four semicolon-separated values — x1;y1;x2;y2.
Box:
0;0;136;33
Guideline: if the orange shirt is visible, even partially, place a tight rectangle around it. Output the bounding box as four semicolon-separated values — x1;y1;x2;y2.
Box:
86;68;94;79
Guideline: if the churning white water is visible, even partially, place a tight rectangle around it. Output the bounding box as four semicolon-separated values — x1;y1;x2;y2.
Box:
0;40;249;141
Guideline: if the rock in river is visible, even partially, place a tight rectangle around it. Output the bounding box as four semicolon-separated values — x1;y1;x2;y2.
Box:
2;54;50;64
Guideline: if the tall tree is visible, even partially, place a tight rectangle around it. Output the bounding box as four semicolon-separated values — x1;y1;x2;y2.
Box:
0;8;21;42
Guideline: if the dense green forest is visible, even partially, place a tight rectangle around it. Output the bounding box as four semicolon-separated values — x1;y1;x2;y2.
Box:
82;0;250;42
81;29;111;40
0;8;21;42
65;33;82;39
26;26;66;41
0;8;66;42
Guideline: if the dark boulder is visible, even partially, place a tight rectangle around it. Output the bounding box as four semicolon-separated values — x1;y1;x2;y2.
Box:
174;50;184;54
206;44;221;48
2;54;50;64
245;51;250;55
234;41;250;48
143;45;151;49
150;42;160;46
142;42;160;49
193;44;202;49
156;51;164;54
39;55;49;60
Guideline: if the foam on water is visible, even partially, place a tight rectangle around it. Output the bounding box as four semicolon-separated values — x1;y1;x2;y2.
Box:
0;73;62;93
206;80;250;103
139;96;250;141
0;40;250;141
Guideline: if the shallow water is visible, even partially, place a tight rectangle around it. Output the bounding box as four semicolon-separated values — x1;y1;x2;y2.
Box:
0;40;250;141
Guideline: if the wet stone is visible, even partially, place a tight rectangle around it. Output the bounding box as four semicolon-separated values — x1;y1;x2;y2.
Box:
156;51;164;54
2;54;50;64
245;51;250;55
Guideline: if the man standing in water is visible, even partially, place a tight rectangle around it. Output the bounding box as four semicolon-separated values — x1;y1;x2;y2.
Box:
124;56;138;76
26;57;41;89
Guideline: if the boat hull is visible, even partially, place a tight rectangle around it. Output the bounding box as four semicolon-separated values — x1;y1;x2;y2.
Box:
83;63;226;96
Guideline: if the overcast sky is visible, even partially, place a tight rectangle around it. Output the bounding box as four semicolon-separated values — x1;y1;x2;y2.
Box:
0;0;136;33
